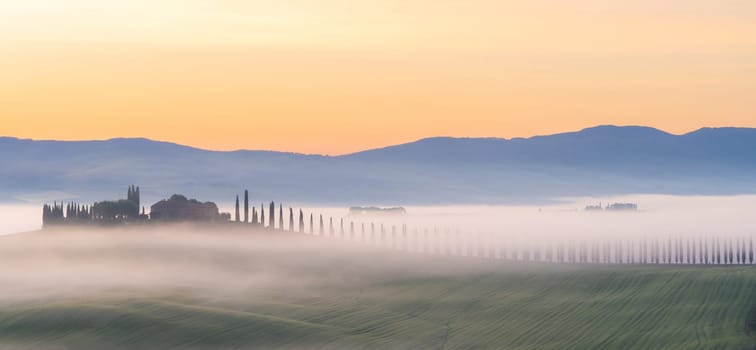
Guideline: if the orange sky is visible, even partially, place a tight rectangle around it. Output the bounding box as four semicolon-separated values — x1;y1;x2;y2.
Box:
1;0;755;154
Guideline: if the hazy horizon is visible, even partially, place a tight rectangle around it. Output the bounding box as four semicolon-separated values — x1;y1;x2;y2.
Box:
6;194;756;237
2;123;754;155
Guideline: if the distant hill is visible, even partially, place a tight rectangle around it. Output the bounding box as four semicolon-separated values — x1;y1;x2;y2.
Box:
2;125;756;205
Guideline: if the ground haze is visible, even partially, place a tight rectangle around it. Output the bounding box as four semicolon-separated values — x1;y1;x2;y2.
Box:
0;227;753;349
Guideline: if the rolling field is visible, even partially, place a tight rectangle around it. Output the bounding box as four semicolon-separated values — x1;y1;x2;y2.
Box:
0;231;754;349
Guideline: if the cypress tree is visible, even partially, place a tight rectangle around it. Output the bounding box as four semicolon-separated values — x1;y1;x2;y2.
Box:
319;215;324;235
618;240;624;264
289;208;294;231
243;190;249;223
234;195;240;222
391;225;396;249
697;238;701;264
674;238;678;264
269;202;275;228
685;239;690;264
655;239;660;264
340;218;344;238
741;238;746;265
279;204;283;230
299;210;304;232
329;217;334;236
310;213;314;234
750;237;754;265
260;203;265;227
403;224;408;250
675;237;683;264
743;238;749;265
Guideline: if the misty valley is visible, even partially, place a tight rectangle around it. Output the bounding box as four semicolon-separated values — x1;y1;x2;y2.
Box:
1;193;755;349
4;0;756;347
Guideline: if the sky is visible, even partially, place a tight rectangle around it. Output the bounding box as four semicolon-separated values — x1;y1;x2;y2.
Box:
1;0;755;155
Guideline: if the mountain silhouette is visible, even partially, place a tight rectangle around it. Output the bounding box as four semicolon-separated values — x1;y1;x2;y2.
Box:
2;125;755;205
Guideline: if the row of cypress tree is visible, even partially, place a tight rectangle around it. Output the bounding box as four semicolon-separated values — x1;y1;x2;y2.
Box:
42;201;92;226
230;190;756;265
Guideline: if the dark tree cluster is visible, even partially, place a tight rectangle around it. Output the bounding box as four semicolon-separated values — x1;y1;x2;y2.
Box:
150;194;228;222
91;199;139;223
42;201;92;226
43;185;151;227
127;185;140;209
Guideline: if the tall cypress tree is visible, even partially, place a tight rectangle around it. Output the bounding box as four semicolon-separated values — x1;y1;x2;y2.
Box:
685;239;691;264
279;204;284;230
234;195;240;222
243;190;249;223
289;208;294;231
299;209;304;232
310;213;314;234
260;203;265;227
750;237;754;265
741;238;746;265
697;238;702;265
319;215;324;235
655;239;660;264
742;238;747;265
269;202;275;228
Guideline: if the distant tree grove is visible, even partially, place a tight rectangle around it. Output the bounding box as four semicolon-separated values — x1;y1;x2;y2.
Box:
42;187;756;266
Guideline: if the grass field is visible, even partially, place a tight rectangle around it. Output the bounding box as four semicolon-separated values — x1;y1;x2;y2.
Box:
0;231;754;349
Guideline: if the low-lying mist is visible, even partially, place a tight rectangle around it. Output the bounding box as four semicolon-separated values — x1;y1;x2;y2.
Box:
2;194;755;304
0;228;501;306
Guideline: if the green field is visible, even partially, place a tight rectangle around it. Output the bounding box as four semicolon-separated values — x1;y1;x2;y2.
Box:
0;232;755;349
1;265;754;349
